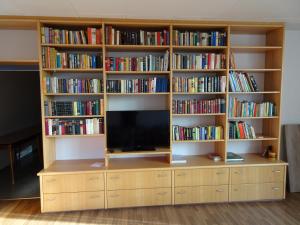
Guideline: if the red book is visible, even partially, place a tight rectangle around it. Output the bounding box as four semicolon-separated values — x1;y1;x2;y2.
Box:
157;32;161;45
163;30;167;45
208;54;211;69
45;120;49;135
96;29;101;44
238;122;245;139
87;28;92;44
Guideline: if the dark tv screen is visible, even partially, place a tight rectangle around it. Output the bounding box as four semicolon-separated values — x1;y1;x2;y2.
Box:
107;110;170;151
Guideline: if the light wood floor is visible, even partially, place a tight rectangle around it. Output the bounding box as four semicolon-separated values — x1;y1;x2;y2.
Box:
1;193;300;225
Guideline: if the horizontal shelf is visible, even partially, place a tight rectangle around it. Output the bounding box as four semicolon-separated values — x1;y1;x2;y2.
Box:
105;45;170;51
107;148;171;156
228;116;279;120
173;139;225;143
230;68;282;72
173;113;225;116
107;92;169;96
106;71;170;75
41;43;103;49
231;46;282;52
228;91;280;94
45;115;104;119
173;46;227;51
228;135;277;142
46;134;105;138
173;92;226;95
172;69;226;73
43;68;103;72
44;93;104;96
0;59;39;66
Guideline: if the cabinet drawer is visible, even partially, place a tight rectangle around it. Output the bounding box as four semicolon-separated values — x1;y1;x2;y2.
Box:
43;173;104;193
175;168;229;187
107;170;171;190
230;183;284;202
231;166;285;184
107;188;171;208
175;185;228;204
43;191;104;212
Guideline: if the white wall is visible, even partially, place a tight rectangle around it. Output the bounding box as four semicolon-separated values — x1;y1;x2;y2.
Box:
281;29;300;124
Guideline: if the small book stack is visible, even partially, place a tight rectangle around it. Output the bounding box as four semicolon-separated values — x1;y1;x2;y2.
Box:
106;77;169;93
44;77;103;94
44;100;104;116
45;118;104;136
172;76;226;93
105;51;169;71
229;121;256;139
172;98;225;114
105;26;169;45
229;97;276;117
229;71;258;92
172;53;226;70
172;125;223;141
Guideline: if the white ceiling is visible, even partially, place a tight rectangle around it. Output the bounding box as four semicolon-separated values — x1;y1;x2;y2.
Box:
1;0;300;29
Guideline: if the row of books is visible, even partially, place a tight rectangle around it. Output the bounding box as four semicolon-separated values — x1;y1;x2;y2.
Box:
41;27;102;45
229;121;256;139
172;53;226;70
172;125;223;141
105;52;169;71
44;100;104;117
228;97;276;118
229;71;258;92
44;77;103;94
106;78;169;93
42;47;102;69
105;26;170;45
172;30;227;46
172;98;225;114
172;76;226;93
45;118;104;136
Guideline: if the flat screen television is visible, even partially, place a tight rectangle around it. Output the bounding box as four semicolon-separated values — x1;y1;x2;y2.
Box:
107;110;170;151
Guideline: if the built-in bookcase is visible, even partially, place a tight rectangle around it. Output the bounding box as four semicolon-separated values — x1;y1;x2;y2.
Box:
38;20;284;168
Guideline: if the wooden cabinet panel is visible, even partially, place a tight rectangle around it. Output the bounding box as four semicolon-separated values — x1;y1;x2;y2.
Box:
174;185;229;204
231;166;284;184
43;191;104;212
175;168;229;187
107;170;171;190
43;173;104;193
230;183;284;201
107;188;171;208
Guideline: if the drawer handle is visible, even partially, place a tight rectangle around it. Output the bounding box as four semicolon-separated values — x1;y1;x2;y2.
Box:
110;176;120;180
233;188;239;192
88;176;99;181
177;173;186;177
272;170;281;173
157;174;168;178
176;191;186;195
234;171;241;175
46;178;57;183
89;195;100;199
45;197;56;202
272;187;280;191
110;194;120;198
216;172;225;175
216;189;224;192
157;192;167;196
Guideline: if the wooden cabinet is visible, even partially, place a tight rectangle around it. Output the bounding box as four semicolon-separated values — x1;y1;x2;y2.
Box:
175;168;229;186
107;170;171;190
43;191;105;212
175;185;228;204
107;188;171;208
230;183;284;201
231;166;284;184
43;173;104;193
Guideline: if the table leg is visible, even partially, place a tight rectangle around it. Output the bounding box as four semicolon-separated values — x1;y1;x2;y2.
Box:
8;144;15;185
